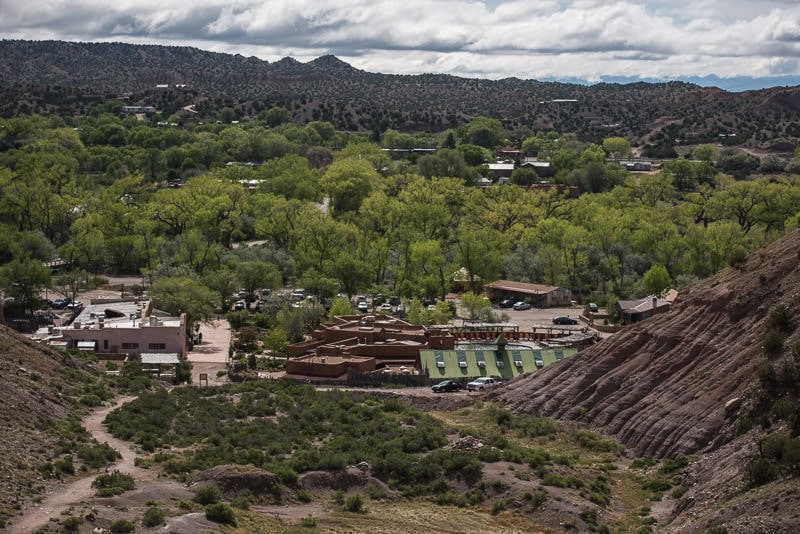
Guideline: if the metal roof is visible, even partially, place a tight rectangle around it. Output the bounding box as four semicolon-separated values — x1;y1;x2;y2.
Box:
140;353;180;365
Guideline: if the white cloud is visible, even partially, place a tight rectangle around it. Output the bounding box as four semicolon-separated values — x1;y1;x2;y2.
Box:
2;0;800;83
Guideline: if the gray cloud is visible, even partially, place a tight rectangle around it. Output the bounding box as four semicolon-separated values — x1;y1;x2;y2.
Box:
1;0;800;83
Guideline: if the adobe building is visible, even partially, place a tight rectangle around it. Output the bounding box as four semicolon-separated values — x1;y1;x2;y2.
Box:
285;314;455;379
56;299;187;365
485;280;573;308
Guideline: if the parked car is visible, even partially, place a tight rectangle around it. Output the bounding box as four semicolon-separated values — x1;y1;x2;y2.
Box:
499;298;515;308
233;300;246;311
389;295;401;306
552;316;578;325
587;302;599;313
52;298;70;309
357;301;369;313
378;302;393;313
66;300;83;310
513;301;531;310
432;380;461;393
466;377;501;391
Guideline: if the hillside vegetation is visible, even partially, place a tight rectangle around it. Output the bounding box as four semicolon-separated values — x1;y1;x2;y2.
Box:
3;40;800;149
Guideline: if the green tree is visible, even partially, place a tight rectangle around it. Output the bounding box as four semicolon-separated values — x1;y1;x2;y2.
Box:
236;261;281;303
602;137;631;158
202;268;240;312
641;264;671;296
328;297;353;320
463;116;505;149
461;291;490;321
0;257;51;314
52;269;89;304
149;277;218;333
321;158;379;216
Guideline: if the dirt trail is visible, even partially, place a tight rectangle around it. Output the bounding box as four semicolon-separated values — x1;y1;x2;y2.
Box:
8;397;160;533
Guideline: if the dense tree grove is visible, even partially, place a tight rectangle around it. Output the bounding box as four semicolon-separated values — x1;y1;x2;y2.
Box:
1;110;799;318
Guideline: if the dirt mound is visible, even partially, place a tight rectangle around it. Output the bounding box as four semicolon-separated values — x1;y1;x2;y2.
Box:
193;464;280;498
298;467;369;491
493;230;800;458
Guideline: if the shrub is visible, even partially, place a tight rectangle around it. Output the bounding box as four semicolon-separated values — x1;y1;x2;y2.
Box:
62;516;83;532
92;470;135;497
205;503;237;525
660;455;691;474
643;478;672;493
767;304;792;333
300;515;317;528
671;486;688;499
77;442;120;468
491;499;506;515
230;497;250;510
79;394;102;407
297;490;312;503
764;329;785;356
142;505;165;527
109;519;135;533
193;485;221;505
343;494;365;513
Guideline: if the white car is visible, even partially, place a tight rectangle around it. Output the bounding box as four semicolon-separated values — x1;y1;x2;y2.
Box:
466;377;501;391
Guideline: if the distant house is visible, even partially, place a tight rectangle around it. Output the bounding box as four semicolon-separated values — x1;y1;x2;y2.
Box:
122;106;156;114
617;292;676;324
618;160;653;172
520;158;555;178
486;162;515;180
484;280;572;308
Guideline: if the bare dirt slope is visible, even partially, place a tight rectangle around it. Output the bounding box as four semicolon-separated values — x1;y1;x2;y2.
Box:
0;325;96;524
494;229;800;459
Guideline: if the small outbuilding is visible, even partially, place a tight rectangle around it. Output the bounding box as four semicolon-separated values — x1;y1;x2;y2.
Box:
484;280;572;308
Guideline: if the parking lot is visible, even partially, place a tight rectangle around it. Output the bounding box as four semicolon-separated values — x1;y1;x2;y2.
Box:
453;302;588;332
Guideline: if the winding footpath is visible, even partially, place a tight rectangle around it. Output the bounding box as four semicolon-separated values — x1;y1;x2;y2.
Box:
8;397;154;533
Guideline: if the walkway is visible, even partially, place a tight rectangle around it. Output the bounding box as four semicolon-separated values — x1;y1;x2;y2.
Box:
187;319;231;386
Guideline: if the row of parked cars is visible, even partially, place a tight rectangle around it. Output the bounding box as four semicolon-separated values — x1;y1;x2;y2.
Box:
431;376;502;393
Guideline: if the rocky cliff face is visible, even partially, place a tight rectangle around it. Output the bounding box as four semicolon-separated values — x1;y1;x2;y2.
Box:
494;230;800;459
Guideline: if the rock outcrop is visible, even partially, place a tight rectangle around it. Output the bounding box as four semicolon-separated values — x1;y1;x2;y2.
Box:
494;230;800;458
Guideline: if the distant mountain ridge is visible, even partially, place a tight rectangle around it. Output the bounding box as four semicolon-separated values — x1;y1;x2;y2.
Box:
2;39;800;147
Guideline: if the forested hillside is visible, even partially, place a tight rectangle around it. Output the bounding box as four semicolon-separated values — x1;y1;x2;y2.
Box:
3;40;800;150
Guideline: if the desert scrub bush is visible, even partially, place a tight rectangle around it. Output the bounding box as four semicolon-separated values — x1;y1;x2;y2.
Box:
660;455;691;474
300;515;317;528
142;505;165;527
572;430;621;453
343;494;365;513
92;470;135;497
205;502;237;526
61;515;83;532
671;486;688;498
193;485;221;505
764;329;785;356
630;458;657;470
296;489;312;503
491;499;508;515
108;519;135;533
77;442;120;468
767;304;792;333
642;477;672;493
230;497;250;510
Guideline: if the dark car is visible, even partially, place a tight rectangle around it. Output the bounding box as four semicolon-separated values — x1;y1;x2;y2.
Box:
432;380;461;393
499;298;515;308
552;316;578;325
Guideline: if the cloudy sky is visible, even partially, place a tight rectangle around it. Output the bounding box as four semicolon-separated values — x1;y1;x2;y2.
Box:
2;0;800;89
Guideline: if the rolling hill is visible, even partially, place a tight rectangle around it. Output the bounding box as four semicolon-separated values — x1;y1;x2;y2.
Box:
2;39;800;150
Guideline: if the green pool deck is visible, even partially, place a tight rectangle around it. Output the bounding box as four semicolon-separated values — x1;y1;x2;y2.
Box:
420;347;577;380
